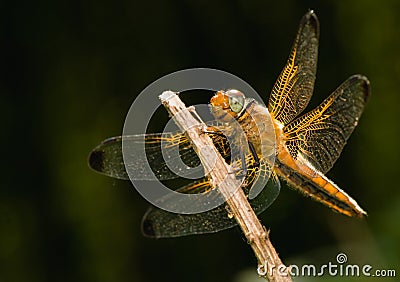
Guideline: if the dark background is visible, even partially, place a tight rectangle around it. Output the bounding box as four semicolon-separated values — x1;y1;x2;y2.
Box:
1;0;399;281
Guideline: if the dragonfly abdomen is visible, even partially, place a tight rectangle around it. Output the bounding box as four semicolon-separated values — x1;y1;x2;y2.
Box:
274;158;367;218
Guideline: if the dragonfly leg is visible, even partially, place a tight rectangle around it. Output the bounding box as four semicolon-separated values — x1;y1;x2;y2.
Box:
203;127;247;177
203;127;259;174
203;126;225;137
248;141;260;168
236;146;248;178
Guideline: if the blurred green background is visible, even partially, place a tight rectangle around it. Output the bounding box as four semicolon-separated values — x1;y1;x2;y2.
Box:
1;0;399;281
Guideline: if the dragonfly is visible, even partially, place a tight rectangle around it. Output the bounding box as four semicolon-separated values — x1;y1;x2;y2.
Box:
88;11;370;238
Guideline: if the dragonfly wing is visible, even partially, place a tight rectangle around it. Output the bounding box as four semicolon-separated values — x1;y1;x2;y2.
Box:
89;136;130;180
141;178;228;238
141;171;280;238
88;133;202;180
283;75;370;173
88;123;234;181
268;11;319;125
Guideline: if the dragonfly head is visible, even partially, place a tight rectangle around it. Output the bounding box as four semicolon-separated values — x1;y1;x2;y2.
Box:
210;89;246;121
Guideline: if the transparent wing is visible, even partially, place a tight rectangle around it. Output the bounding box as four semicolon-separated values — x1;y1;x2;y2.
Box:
283;75;370;173
88;133;201;180
268;11;319;125
141;167;280;238
88;123;233;181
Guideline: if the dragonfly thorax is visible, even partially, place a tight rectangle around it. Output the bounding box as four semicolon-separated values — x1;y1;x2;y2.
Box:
210;90;277;162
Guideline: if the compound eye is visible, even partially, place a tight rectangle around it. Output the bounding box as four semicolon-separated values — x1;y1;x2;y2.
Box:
227;89;245;113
